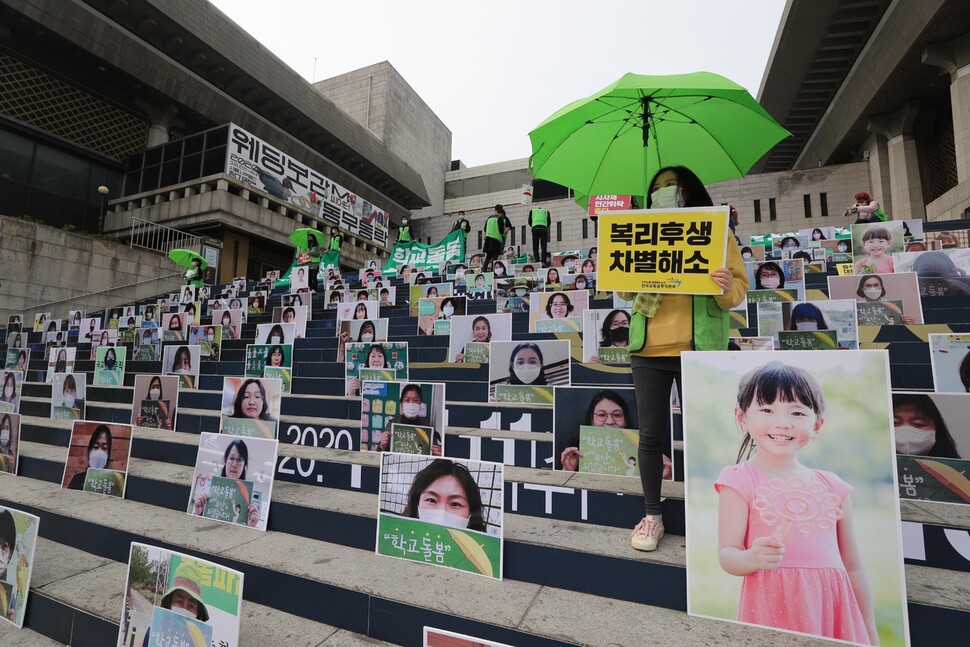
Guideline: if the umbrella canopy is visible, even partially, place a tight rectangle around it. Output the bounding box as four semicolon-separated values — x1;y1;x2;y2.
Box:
529;72;790;197
168;249;207;270
289;227;323;252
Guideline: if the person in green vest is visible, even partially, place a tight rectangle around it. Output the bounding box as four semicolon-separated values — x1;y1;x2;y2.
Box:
452;211;471;235
482;204;505;272
398;217;413;243
528;206;551;267
328;228;343;251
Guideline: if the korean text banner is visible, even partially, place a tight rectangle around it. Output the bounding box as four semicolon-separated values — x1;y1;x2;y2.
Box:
224;123;389;246
597;208;729;294
382;230;466;274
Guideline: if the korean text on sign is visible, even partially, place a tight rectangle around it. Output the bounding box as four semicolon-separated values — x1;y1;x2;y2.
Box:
596;208;729;295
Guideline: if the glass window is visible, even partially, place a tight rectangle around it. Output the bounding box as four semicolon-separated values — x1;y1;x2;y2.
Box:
0;129;34;183
32;143;90;200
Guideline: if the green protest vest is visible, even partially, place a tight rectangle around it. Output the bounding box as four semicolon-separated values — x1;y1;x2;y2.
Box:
329;235;342;251
485;215;502;241
399;224;412;242
531;208;550;227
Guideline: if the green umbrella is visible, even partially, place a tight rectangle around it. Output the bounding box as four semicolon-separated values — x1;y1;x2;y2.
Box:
168;249;207;270
529;71;790;198
289;227;323;252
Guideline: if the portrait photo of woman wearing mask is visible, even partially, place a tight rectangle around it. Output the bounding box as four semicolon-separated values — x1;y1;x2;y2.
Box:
256;323;292;346
373;383;444;456
827;272;924;326
62;421;132;497
95;345;125;385
337;319;387;362
164;345;199;388
488;340;571;402
584;309;632;364
377;454;504;576
132;375;177;430
0;413;19;474
0;372;19;414
51;373;85;420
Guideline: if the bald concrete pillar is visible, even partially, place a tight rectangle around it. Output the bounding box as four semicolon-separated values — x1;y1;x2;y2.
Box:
868;100;924;220
864;133;893;217
923;32;970;183
135;99;183;148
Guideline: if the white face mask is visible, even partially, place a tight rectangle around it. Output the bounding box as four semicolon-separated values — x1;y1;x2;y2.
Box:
3;387;12;399
650;185;684;209
863;288;882;300
442;306;454;317
207;334;215;342
0;432;9;446
760;277;780;290
88;449;108;469
796;321;818;331
149;388;161;400
360;333;374;343
417;507;469;529
514;365;541;384
401;402;422;419
742;252;752;260
63;394;76;408
0;548;8;572
894;426;936;455
270;336;282;344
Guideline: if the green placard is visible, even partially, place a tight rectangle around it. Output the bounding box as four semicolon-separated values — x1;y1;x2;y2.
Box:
220;416;278;439
535;317;580;333
418;300;437;316
493;384;553;404
82;468;126;497
897;455;970;505
138;399;171;429
202;475;254;525
597;346;630;365
777;330;839;350
434;320;451;336
51;405;81;420
263;366;292;394
389;424;433;455
578;426;640;477
747;288;798;303
856;300;905;326
463;342;490;364
94;346;125;385
377;514;501;579
360;368;395;382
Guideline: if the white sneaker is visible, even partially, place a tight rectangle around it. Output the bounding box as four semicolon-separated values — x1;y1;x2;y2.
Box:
631;515;664;552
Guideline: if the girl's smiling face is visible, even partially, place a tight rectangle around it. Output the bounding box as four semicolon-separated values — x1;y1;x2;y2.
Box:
736;397;823;460
863;236;889;257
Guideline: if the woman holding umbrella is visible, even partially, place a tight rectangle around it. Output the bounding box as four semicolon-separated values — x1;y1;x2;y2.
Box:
625;166;748;553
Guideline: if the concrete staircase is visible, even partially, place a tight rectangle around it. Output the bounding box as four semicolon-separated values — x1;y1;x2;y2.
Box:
2;271;969;646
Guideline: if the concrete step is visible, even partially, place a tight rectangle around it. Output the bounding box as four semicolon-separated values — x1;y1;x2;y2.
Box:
0;473;862;647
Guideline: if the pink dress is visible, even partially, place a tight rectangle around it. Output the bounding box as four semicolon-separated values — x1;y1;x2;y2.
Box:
715;462;873;644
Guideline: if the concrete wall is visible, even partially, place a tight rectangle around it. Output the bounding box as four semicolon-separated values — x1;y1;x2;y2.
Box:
0;215;182;321
315;62;452;222
431;159;873;259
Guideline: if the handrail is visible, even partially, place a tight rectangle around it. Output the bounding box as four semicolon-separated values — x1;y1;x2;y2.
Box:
129;217;203;255
0;271;184;315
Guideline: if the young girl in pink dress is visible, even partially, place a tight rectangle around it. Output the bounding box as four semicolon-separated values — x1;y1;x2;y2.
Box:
716;362;878;645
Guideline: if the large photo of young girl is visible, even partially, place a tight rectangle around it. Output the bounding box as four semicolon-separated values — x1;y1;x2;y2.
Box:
682;350;908;646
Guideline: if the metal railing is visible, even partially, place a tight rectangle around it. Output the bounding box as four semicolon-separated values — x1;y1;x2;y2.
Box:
129;217;202;255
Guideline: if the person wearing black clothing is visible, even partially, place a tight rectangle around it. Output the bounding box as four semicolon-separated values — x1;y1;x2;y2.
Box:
452;211;471;235
528;207;551;267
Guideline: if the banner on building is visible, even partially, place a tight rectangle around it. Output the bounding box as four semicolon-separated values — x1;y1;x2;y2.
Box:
225;123;389;246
